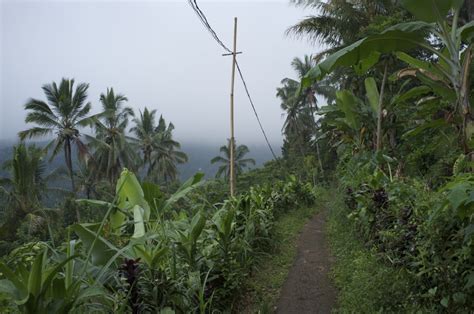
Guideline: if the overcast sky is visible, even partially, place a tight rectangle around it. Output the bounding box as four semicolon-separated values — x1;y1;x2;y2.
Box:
0;0;321;146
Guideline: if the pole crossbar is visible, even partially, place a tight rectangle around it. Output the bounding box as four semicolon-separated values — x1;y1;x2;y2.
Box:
222;52;243;56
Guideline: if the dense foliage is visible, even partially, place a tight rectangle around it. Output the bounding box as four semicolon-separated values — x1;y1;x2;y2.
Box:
2;0;474;312
338;155;473;310
0;169;316;312
282;0;474;311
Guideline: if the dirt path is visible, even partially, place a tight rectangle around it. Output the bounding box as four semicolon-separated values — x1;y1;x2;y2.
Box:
275;210;337;313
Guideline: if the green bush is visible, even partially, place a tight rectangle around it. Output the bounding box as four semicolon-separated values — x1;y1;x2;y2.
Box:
338;156;474;311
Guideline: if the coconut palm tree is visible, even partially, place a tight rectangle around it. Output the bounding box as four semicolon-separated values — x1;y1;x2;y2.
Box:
88;88;138;184
287;0;399;49
278;56;331;171
19;78;94;193
277;57;317;155
130;107;158;172
287;0;405;93
148;116;188;182
131;108;188;183
211;140;256;180
277;78;305;137
0;144;61;240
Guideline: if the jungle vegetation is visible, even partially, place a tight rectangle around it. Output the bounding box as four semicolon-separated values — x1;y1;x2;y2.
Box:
0;0;473;312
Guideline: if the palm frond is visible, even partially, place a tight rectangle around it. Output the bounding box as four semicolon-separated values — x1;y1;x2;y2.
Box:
18;127;52;140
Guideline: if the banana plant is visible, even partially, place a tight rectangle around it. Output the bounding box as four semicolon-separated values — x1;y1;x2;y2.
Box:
319;86;379;151
113;168;150;235
302;0;474;153
74;170;205;265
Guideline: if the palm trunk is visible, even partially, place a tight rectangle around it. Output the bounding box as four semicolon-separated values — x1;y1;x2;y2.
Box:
376;63;389;152
64;138;80;222
292;122;307;159
64;138;75;192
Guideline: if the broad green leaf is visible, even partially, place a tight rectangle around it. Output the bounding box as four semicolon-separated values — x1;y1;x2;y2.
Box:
336;90;361;131
401;0;457;23
65;239;76;289
364;77;380;115
190;212;206;243
27;250;44;297
142;181;164;212
116;169;150;220
213;207;235;238
403;119;447;138
416;72;456;102
71;224;118;266
161;173;204;212
302;21;433;89
354;51;381;75
395;51;446;80
132;205;145;239
391;86;432;105
110;208;127;232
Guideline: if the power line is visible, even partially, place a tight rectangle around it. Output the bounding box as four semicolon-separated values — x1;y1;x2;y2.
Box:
235;61;278;160
187;0;279;161
188;0;232;53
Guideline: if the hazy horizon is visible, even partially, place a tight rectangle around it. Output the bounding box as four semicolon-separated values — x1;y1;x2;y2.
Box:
0;0;322;146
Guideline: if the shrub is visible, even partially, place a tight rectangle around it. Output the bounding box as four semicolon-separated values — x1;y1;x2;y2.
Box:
339;158;474;311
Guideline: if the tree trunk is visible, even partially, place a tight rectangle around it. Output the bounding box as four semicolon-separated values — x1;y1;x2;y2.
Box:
376;63;389;152
64;139;75;192
460;46;473;155
308;100;325;176
315;141;324;176
64;138;80;222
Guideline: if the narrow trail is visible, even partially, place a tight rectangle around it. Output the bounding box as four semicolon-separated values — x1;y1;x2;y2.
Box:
275;210;337;314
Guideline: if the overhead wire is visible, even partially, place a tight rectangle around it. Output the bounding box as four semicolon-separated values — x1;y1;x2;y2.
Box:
187;0;279;160
235;61;279;160
188;0;232;53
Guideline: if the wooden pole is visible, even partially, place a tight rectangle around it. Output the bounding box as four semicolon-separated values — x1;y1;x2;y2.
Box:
229;17;237;196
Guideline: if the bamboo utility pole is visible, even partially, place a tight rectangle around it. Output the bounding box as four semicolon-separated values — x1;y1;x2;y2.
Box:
223;17;240;196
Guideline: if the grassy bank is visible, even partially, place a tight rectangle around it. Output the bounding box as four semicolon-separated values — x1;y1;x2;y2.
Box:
326;187;416;313
237;195;323;312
